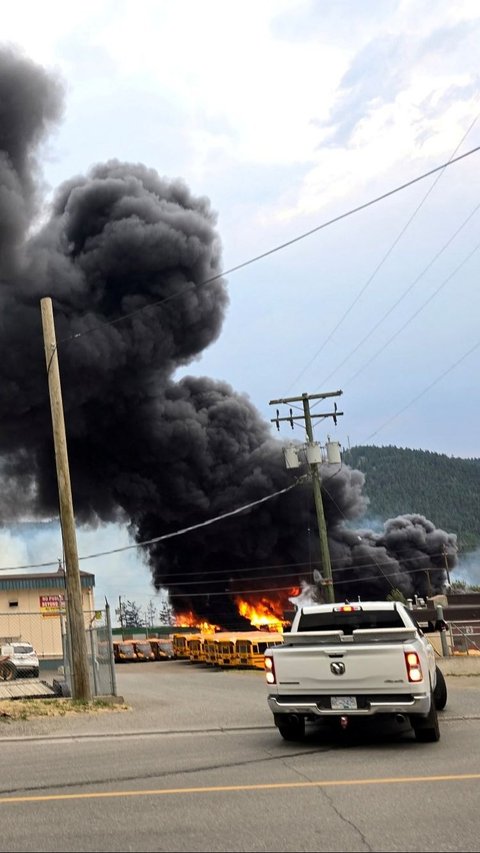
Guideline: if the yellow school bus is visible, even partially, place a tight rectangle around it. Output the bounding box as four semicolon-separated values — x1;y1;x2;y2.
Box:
186;634;209;663
200;632;238;666
214;634;244;668
203;634;220;666
113;640;137;663
127;640;155;661
173;633;199;659
235;632;284;669
148;637;174;660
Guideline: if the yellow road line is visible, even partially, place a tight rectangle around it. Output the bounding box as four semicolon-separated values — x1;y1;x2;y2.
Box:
1;773;480;804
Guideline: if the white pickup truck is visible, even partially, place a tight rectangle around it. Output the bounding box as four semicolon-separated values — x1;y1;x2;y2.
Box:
264;600;447;743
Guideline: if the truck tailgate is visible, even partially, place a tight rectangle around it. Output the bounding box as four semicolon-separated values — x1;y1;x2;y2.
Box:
271;642;417;693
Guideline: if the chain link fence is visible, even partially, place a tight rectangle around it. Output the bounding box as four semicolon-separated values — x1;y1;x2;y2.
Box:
0;609;64;660
0;604;117;696
448;621;480;655
61;605;117;697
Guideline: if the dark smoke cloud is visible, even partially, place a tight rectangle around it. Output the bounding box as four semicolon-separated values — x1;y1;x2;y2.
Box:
0;47;458;624
0;46;63;275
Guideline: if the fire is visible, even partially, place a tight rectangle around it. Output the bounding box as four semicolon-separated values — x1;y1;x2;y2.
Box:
174;610;220;633
235;590;299;631
196;620;221;633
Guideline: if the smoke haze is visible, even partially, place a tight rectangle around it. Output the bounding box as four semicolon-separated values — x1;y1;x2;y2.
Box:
0;47;458;624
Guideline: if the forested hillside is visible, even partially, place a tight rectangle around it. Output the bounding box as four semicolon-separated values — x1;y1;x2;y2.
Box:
345;445;480;552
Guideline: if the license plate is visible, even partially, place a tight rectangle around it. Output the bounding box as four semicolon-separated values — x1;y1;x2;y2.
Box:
331;696;357;710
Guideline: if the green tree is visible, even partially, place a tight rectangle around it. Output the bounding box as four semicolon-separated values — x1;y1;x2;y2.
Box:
346;444;480;552
121;599;145;628
158;599;174;626
145;600;158;628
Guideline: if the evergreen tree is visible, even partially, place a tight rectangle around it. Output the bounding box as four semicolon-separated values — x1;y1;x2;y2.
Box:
158;598;174;625
145;600;158;628
346;444;480;552
121;599;145;628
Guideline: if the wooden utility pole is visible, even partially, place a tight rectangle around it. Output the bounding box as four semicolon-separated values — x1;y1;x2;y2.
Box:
269;391;343;604
40;297;92;701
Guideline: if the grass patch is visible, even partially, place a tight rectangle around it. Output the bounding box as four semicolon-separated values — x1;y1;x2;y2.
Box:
0;698;130;721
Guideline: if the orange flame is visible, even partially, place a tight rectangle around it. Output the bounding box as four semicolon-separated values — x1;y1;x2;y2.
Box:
235;590;299;631
174;610;220;633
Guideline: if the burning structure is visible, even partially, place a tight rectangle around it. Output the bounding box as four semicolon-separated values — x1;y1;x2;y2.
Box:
0;48;458;630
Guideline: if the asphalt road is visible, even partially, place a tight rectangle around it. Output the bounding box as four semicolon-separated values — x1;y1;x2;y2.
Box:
0;662;479;852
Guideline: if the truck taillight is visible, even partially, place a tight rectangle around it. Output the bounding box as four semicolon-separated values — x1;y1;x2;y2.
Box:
264;655;276;684
404;651;423;682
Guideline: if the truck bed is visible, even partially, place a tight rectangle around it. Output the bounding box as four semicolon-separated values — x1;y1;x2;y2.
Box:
269;638;424;694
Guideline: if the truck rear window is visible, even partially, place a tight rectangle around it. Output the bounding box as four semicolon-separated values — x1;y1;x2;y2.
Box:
298;610;406;634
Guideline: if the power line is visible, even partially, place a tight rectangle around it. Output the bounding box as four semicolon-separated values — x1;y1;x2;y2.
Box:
59;145;480;347
320;201;480;389
78;477;306;560
111;551;453;589
165;563;451;598
114;546;453;581
344;237;480;389
365;337;480;441
0;476;307;571
287;121;480;393
0;520;453;581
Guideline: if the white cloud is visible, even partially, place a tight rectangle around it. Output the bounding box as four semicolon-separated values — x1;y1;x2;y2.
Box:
0;531;29;570
0;521;162;620
5;1;479;219
1;0;479;560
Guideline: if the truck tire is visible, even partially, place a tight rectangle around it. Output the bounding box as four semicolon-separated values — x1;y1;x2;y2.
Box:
433;666;447;711
411;697;440;742
275;714;305;742
0;662;15;681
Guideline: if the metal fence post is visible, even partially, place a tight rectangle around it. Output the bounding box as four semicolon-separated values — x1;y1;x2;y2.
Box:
60;612;72;692
105;601;118;697
435;604;450;657
89;628;98;696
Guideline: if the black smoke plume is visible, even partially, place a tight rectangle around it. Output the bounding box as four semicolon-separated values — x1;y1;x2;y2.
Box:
0;47;457;626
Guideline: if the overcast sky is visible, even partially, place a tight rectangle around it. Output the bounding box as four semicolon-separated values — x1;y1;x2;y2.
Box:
2;0;480;612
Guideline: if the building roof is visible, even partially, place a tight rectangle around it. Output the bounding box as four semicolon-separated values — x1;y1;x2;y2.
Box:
0;571;95;591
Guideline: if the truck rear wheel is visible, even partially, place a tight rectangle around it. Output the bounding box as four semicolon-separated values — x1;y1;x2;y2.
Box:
433;666;447;711
275;714;305;742
411;697;440;742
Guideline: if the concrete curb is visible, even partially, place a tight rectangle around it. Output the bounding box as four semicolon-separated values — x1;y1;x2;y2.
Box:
0;724;272;744
0;710;478;745
437;656;480;675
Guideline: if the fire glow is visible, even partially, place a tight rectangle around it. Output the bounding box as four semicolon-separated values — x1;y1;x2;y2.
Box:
235;590;299;631
174;611;220;634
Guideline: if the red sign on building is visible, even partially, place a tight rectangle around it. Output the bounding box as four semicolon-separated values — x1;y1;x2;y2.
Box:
39;594;65;616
